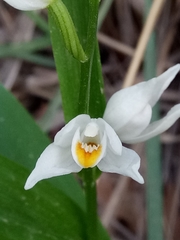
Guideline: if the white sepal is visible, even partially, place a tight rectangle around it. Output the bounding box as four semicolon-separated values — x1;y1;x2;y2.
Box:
24;143;82;190
3;0;52;10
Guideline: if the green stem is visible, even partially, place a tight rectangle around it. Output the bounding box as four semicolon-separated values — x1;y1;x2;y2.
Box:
78;1;101;239
144;1;163;239
83;168;97;240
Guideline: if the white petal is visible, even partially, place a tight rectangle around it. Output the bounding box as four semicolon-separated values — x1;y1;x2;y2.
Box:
3;0;51;10
103;84;150;132
97;118;122;155
97;146;144;184
123;104;180;144
54;114;90;147
117;104;152;139
24;143;82;190
103;65;180;139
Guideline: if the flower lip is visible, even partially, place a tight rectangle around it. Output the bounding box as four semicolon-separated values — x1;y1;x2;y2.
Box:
75;141;103;168
71;122;107;168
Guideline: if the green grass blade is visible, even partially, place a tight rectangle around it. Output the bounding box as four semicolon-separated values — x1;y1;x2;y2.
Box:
144;1;163;239
98;0;114;29
25;11;49;34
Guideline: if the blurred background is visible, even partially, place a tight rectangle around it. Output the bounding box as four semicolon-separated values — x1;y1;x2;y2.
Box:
0;0;180;239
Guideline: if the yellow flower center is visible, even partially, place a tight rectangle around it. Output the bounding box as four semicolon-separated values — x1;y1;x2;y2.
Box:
76;142;102;168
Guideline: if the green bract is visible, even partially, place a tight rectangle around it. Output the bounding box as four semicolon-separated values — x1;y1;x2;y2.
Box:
48;0;87;62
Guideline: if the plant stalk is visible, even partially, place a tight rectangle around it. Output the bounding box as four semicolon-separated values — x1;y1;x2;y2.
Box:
83;168;98;240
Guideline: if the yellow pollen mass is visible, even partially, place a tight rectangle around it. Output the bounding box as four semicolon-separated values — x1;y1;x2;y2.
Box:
76;142;102;168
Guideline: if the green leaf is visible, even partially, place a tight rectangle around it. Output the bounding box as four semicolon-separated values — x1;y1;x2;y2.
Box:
0;84;84;207
84;0;99;57
78;41;106;117
0;156;109;239
0;155;86;240
90;42;106;117
49;15;80;122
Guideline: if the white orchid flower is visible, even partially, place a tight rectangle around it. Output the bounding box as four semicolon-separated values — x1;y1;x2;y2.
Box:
25;64;180;190
25;115;143;189
3;0;53;10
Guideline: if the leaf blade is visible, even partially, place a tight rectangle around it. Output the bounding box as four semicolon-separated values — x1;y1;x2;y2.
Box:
0;155;86;240
0;83;84;207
